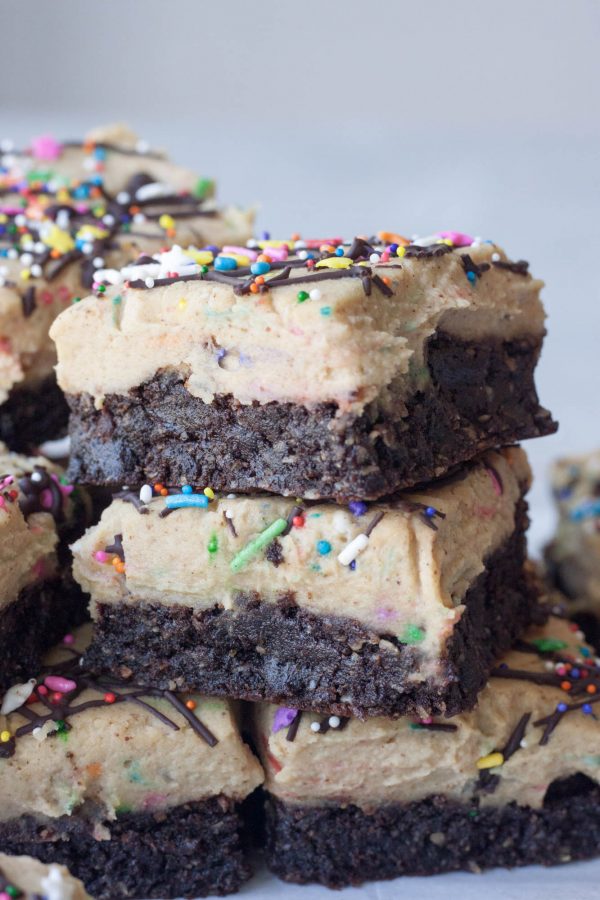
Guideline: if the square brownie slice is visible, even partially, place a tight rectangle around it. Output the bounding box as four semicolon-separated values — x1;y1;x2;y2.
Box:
76;447;538;718
253;617;600;887
52;233;555;498
0;627;263;898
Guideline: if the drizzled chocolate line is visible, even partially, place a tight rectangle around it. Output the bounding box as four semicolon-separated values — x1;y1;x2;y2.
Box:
20;285;36;317
364;511;385;537
286;710;302;742
3;650;218;758
492;258;530;276
461;254;490;280
502;712;531;761
113;489;150;514
391;499;446;531
105;533;124;561
403;243;452;259
18;466;64;523
59;139;164;160
412;721;458;733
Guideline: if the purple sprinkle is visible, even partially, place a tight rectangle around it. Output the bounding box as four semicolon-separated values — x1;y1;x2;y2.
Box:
557;702;568;713
272;707;298;734
348;501;367;517
349;559;356;571
571;668;581;679
215;348;227;360
261;231;271;240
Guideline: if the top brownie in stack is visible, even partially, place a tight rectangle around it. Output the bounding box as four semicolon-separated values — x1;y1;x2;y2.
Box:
0;123;252;450
51;231;556;499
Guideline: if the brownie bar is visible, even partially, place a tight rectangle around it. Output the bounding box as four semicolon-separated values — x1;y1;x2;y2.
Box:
263;774;600;887
66;332;555;498
0;798;251;899
83;500;539;718
0;576;87;691
0;375;68;453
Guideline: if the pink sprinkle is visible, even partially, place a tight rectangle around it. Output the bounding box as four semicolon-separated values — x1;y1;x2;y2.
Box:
262;246;288;262
63;633;75;645
31;134;63;161
40;488;53;510
0;475;14;491
37;684;48;696
94;550;109;563
304;237;344;249
223;245;258;261
437;231;474;247
44;675;77;693
40;289;54;306
420;717;433;725
0;497;5;509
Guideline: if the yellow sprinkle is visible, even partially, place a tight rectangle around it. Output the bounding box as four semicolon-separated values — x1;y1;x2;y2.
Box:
178;298;188;310
441;238;453;246
0;730;11;743
159;214;175;230
315;257;353;270
397;246;406;258
20;269;31;281
184;249;214;266
476;751;504;770
204;487;215;499
257;240;289;248
76;224;109;241
43;225;75;254
0;214;7;224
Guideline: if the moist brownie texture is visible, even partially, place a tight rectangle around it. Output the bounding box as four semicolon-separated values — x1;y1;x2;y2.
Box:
0;443;86;689
253;617;600;886
0;627;263;898
0;123;252;450
75;448;537;717
0;853;91;899
545;450;600;622
51;232;556;497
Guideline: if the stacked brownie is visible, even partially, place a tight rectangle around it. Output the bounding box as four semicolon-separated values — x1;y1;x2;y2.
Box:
0;123;252;451
5;228;585;895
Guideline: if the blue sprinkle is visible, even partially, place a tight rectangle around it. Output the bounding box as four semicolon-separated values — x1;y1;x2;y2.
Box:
583;704;593;715
261;231;271;240
349;559;357;571
581;647;591;658
466;270;476;284
389;243;399;253
557;702;568;713
320;306;332;317
251;261;271;275
165;494;209;510
215;256;238;271
181;484;193;494
94;147;107;160
348;501;368;517
425;506;437;517
335;247;344;256
316;540;332;556
570;500;600;522
571;668;581;679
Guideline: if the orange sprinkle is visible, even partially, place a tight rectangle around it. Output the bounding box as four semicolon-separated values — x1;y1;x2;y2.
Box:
560;680;572;691
86;762;103;778
160;488;168;497
255;275;265;285
83;140;94;153
185;699;197;711
50;249;61;259
291;232;301;241
250;283;259;294
114;561;126;574
154;483;164;493
382;276;391;286
587;684;597;694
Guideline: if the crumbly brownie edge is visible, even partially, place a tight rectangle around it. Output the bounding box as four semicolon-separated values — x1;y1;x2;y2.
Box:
83;499;539;718
0;576;87;691
0;374;69;453
65;331;556;498
262;774;600;887
0;797;252;899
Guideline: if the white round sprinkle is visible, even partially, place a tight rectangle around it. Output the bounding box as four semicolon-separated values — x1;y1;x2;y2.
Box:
7;248;18;259
136;139;150;154
520;739;528;749
30;264;42;277
116;191;130;205
328;716;341;729
144;277;155;288
246;239;258;249
133;213;147;224
139;484;153;505
103;214;116;227
31;471;43;482
81;242;94;255
93;257;105;268
491;252;501;262
369;253;381;263
14;214;26;227
309;288;321;301
20;252;33;266
225;510;234;520
310;722;321;733
544;661;554;671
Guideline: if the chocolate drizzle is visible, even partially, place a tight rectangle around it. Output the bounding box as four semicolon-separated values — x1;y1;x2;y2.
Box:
492;258;530;276
20;286;36;318
18;466;65;523
1;646;218;759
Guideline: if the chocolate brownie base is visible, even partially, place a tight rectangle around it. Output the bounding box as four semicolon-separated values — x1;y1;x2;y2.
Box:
263;774;600;887
84;500;539;718
0;374;69;453
65;332;556;499
0;797;251;899
0;576;87;691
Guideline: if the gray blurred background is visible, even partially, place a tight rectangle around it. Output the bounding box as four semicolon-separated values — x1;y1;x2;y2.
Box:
2;0;599;553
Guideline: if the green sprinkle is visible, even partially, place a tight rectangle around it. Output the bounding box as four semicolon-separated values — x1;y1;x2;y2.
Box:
72;296;81;304
297;290;309;303
531;638;568;652
320;306;332;316
208;533;219;555
200;264;209;274
27;168;53;183
6;886;21;898
409;723;425;730
56;719;69;742
230;518;287;573
468;809;478;818
401;624;425;645
194;177;215;200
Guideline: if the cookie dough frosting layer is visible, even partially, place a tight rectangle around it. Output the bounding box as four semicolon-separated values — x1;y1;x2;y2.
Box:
52;231;556;497
74;448;536;716
0;626;263;820
546;450;600;614
0;124;252;443
0;854;90;900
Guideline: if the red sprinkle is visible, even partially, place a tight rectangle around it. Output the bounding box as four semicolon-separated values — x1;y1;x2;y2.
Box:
104;692;117;704
292;515;305;528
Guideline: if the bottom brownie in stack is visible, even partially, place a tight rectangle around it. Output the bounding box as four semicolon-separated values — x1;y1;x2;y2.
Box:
0;853;90;899
0;627;263;899
253;616;600;887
